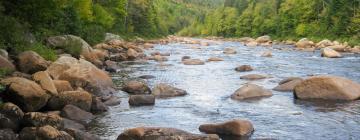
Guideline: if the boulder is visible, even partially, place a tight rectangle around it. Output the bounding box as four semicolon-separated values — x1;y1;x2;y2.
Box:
231;84;272;100
32;71;58;96
199;119;254;136
152;84;187;98
0;49;8;58
122;80;151;95
235;65;253;72
316;39;333;48
138;75;155;79
104;60;120;73
11;71;32;79
0;55;15;72
0;129;18;140
19;125;73;140
183;59;205;65
273;78;303;92
53;80;74;93
321;48;342;58
223;48;237;54
47;56;115;96
128;95;155;106
294;76;360;101
127;48;139;60
91;96;109;113
246;41;258;47
256;35;271;43
65;128;100;140
328;45;346;52
0;102;24;131
117;127;219;140
16;51;49;74
207;57;224;62
1;77;50;112
181;56;191;61
295;38;314;48
63;118;85;131
261;51;272;57
61;105;94;125
105;33;123;42
103;96;121;106
240;74;268;80
22;112;63;129
47;90;92;111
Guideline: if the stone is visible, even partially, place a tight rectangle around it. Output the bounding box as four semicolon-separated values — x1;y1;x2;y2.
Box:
117;127;219;140
22;112;63;129
235;65;253;72
16;51;49;74
295;38;314;48
273;78;303;92
65;128;100;140
152;84;187;98
294;75;360;101
128;95;155;106
316;39;333;48
261;51;272;57
0;49;8;58
32;71;58;96
153;55;168;62
1;77;50;112
207;57;224;62
256;35;271;43
0;129;18;140
91;96;109;113
0;102;24;131
47;90;92;111
138;75;155;79
240;74;267;80
19;125;73;140
183;59;205;65
0;55;15;72
122;80;151;95
181;56;191;61
199;119;254;136
321;47;342;58
61;105;94;125
105;60;120;73
53;80;74;93
47;56;115;96
223;48;237;54
231;84;272;100
127;48;139;60
103;96;121;106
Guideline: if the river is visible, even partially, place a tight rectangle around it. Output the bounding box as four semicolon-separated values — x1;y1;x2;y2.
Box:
89;39;360;140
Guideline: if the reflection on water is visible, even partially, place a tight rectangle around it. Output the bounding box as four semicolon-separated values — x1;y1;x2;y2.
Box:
89;39;360;140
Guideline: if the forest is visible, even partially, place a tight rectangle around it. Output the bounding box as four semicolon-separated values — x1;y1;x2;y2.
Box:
0;0;360;58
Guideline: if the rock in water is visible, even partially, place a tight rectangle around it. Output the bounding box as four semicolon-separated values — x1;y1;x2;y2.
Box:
117;127;219;140
235;65;253;72
61;105;94;125
152;84;187;98
240;74;267;80
16;51;49;74
294;75;360;101
231;84;272;100
273;78;303;92
207;57;224;62
128;95;155;106
223;48;237;54
1;77;50;112
122;80;151;95
47;56;115;96
261;51;272;57
199;119;254;136
295;38;314;48
256;35;271;43
183;59;205;65
321;47;342;58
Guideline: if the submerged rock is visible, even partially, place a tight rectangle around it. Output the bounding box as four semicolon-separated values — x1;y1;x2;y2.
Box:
261;51;272;57
294;76;360;101
231;84;272;100
207;57;224;62
199;119;254;136
117;127;219;140
122;80;151;95
61;105;95;125
152;84;187;98
223;48;237;54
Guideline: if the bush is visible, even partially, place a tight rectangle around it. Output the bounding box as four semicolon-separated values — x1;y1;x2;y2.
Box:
21;43;57;61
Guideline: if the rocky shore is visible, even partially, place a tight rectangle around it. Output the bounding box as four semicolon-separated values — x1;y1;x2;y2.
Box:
1;34;360;140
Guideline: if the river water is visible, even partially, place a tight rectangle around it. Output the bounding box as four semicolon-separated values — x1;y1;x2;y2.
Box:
89;39;360;140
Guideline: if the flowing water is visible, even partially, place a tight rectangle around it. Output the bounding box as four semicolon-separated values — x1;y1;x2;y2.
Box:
89;39;360;140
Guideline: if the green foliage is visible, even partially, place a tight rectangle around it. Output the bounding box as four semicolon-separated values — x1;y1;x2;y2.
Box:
20;43;58;61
